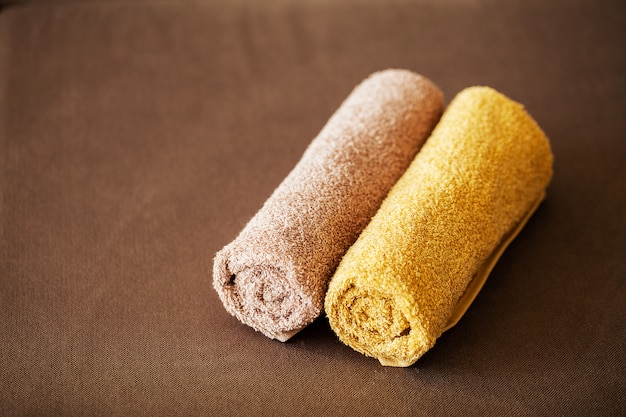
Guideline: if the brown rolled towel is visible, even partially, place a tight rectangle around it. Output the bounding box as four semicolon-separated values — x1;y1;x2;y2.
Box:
213;69;444;341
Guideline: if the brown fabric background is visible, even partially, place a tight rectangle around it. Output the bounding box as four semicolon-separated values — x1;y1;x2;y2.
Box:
1;0;624;416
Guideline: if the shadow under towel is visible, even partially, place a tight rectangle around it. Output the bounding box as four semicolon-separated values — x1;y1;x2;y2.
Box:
324;86;554;366
213;69;444;341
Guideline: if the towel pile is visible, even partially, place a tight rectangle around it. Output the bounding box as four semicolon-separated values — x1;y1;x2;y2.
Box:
213;70;553;366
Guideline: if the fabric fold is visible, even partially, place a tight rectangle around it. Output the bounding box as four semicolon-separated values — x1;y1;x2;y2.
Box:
213;69;444;341
324;86;554;366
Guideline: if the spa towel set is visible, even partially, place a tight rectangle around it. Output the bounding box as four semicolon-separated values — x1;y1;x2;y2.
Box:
213;69;553;367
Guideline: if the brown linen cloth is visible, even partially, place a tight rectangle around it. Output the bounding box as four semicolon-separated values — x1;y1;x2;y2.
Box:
213;69;443;341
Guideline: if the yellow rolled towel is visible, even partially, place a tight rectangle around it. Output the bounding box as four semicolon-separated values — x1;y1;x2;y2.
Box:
324;86;554;367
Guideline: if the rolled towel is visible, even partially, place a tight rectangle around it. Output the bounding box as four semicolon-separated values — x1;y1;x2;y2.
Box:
324;86;553;366
213;69;444;341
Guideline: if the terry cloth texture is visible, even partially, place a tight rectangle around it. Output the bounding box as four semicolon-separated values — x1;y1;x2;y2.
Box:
324;86;554;367
213;69;444;341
